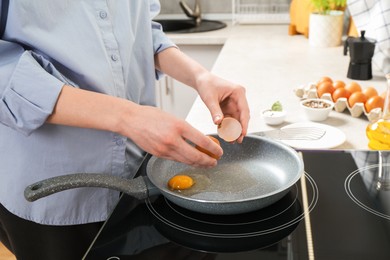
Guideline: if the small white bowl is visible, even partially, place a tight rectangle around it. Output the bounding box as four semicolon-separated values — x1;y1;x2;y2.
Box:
300;98;334;121
262;110;286;125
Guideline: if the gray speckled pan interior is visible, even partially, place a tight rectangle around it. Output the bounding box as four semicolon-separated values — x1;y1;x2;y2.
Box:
146;135;304;214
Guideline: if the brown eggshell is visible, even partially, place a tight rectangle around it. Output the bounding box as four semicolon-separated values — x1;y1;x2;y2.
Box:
217;117;242;142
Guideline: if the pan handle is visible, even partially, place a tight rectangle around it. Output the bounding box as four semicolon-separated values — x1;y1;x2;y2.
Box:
24;174;159;202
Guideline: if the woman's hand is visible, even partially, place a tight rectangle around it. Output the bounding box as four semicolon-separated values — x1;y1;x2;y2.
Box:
195;72;250;143
117;105;223;167
155;47;250;144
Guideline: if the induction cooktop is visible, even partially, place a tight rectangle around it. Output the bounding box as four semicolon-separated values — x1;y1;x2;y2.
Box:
83;150;390;260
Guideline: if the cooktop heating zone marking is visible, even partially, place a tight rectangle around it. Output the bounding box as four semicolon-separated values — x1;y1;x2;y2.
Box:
345;165;390;221
146;172;319;238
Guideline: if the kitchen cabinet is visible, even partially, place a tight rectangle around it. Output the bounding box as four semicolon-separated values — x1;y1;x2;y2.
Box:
155;44;223;119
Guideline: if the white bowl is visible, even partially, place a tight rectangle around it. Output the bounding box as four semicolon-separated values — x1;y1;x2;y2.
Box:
300;98;334;121
262;110;286;125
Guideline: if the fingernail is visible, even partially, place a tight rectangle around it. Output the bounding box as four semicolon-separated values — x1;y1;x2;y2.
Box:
214;115;222;123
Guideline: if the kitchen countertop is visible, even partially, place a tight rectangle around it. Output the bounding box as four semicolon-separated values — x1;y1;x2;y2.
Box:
171;25;386;150
168;24;388;150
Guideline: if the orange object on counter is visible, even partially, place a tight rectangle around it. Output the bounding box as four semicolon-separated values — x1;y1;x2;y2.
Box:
289;0;314;37
317;82;335;98
365;96;384;113
348;17;359;37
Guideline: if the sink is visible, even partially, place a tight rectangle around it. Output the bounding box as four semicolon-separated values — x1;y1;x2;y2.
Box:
154;19;226;33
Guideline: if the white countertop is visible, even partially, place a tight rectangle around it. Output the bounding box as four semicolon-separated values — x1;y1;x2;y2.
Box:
169;24;388;150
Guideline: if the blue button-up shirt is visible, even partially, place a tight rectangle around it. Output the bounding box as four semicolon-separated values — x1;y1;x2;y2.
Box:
0;1;175;225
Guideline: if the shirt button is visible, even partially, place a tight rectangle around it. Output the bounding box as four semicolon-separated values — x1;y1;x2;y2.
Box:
99;11;107;19
116;139;124;146
111;54;118;61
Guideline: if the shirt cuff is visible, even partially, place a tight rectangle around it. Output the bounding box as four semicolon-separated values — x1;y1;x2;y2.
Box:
0;51;65;135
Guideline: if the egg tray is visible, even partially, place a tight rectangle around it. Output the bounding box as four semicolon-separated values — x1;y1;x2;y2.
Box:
294;83;382;122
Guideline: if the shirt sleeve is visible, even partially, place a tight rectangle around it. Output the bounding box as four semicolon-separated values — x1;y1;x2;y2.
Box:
149;0;176;54
151;21;177;55
0;40;66;136
149;0;178;79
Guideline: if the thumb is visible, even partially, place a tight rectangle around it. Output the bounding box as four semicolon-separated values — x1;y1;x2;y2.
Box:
206;101;224;125
213;113;223;125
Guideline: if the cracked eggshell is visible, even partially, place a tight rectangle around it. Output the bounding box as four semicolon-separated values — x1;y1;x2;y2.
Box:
217;117;242;142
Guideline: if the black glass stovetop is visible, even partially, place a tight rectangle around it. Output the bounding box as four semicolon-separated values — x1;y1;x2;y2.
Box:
83;150;390;260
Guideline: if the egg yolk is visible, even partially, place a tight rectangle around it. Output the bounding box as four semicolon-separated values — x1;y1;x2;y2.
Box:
168;175;194;190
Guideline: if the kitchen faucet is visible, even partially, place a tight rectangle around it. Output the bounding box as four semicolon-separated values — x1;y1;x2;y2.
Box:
180;0;202;26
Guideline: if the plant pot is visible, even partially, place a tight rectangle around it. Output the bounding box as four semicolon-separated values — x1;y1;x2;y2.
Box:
309;10;344;47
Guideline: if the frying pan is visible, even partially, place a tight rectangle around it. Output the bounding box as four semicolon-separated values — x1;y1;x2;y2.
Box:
24;135;304;215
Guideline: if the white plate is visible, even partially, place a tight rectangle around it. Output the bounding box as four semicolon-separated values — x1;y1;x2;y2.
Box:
279;122;346;149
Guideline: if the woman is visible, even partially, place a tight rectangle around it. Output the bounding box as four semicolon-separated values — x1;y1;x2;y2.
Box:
0;1;249;259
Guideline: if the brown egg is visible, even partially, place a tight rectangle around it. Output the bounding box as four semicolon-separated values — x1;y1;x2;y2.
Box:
332;88;351;102
362;86;378;99
317;81;335;98
195;136;221;160
365;96;384;113
348;91;367;108
333;80;346;89
217;117;242;142
317;76;333;85
345;81;362;94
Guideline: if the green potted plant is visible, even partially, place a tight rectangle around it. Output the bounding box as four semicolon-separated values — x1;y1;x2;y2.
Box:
311;0;347;14
309;0;347;47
